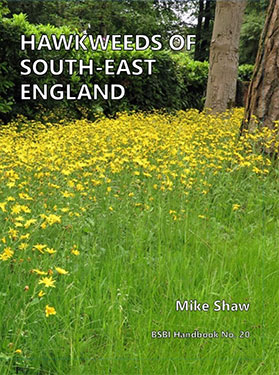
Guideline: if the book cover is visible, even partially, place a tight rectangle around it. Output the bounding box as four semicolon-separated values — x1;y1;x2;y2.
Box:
0;1;277;374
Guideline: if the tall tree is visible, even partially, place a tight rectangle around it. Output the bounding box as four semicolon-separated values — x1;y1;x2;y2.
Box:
194;0;204;60
194;0;215;61
243;0;279;133
204;0;246;113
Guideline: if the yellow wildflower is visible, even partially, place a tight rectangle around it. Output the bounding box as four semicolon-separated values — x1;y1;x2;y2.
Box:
55;267;69;275
19;193;33;200
0;247;14;261
24;219;37;229
71;249;80;256
40;222;47;229
21;205;31;213
0;202;7;212
6;196;15;201
38;290;45;298
20;234;30;240
232;204;241;211
33;244;47;254
38;276;56;288
8;228;18;240
45;305;56;317
18;243;28;250
15;216;24;222
45;247;56;254
40;214;61;226
32;269;48;275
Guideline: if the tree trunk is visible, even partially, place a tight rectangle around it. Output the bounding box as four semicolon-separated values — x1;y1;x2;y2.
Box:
243;0;279;132
205;0;246;113
194;0;204;61
200;0;216;62
200;0;211;52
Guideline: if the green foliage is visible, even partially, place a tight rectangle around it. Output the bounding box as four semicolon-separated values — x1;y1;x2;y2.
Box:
0;13;255;121
173;53;209;108
7;0;189;38
239;0;268;64
0;13;75;121
0;1;9;17
0;62;14;114
238;64;254;81
0;13;203;121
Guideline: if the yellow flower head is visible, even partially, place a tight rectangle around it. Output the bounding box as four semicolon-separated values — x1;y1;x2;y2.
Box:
6;196;15;202
8;228;18;240
18;243;28;250
38;276;56;288
71;245;80;256
38;290;45;298
45;247;56;254
55;267;69;275
0;247;14;261
33;244;47;254
24;219;37;229
20;234;30;240
232;204;241;211
44;214;61;225
45;305;56;317
32;269;47;276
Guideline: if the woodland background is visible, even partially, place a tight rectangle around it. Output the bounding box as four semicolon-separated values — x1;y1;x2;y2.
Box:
0;0;268;122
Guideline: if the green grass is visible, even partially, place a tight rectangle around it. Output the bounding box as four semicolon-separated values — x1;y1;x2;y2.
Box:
0;165;278;374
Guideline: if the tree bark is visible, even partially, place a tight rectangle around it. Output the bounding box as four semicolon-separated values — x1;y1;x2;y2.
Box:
204;0;246;113
243;0;279;132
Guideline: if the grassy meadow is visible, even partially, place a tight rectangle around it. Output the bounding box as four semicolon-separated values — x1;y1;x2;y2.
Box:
0;108;278;374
